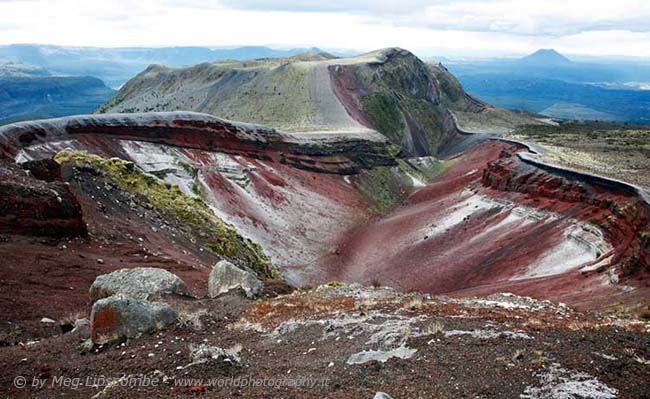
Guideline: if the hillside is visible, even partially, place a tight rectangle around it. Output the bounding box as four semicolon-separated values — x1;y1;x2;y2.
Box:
0;59;50;77
427;62;541;133
0;75;115;125
99;48;538;156
0;44;328;88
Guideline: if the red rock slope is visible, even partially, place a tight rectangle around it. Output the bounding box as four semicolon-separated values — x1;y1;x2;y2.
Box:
0;112;648;313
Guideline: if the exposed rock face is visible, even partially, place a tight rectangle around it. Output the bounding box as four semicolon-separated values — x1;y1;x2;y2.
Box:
482;148;650;279
0;162;86;237
0;112;399;174
329;49;445;156
310;140;649;309
89;267;193;301
427;63;484;113
90;294;177;344
208;260;263;299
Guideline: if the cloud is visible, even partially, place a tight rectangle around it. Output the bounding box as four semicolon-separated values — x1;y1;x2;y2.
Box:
217;0;650;36
216;0;432;15
0;0;648;57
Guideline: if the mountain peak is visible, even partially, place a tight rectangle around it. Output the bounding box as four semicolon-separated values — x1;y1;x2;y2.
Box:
520;49;571;65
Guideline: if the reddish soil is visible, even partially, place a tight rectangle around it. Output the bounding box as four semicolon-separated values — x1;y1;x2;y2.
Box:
0;163;221;344
181;148;371;279
313;141;650;312
0;115;649;398
328;64;374;129
0;286;648;398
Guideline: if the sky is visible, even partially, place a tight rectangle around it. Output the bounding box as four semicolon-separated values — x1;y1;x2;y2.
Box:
1;0;650;57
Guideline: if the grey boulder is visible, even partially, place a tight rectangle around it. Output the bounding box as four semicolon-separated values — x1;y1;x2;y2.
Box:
208;260;263;299
90;294;177;344
89;267;192;301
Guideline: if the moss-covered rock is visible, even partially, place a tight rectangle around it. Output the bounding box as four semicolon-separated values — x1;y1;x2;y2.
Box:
54;149;279;278
357;165;411;214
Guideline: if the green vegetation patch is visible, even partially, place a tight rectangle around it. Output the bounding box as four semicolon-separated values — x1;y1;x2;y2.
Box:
357;155;456;214
399;157;457;183
511;121;650;142
401;97;444;153
357;165;410;214
355;54;446;155
361;91;405;141
436;71;464;103
508;122;650;188
55;149;279;278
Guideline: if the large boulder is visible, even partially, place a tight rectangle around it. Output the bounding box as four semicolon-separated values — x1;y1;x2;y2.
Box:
89;267;192;301
208;260;263;299
90;294;177;344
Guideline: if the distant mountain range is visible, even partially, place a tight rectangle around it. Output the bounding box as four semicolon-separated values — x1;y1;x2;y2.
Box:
0;73;115;125
444;49;650;123
0;44;325;88
3;44;650;126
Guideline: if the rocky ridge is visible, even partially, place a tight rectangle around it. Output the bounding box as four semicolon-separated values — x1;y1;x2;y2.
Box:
98;48;539;157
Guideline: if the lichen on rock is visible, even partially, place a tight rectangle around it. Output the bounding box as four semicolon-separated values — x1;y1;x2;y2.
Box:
90;294;178;345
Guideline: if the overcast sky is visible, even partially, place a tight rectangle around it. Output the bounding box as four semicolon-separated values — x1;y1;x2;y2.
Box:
1;0;649;57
